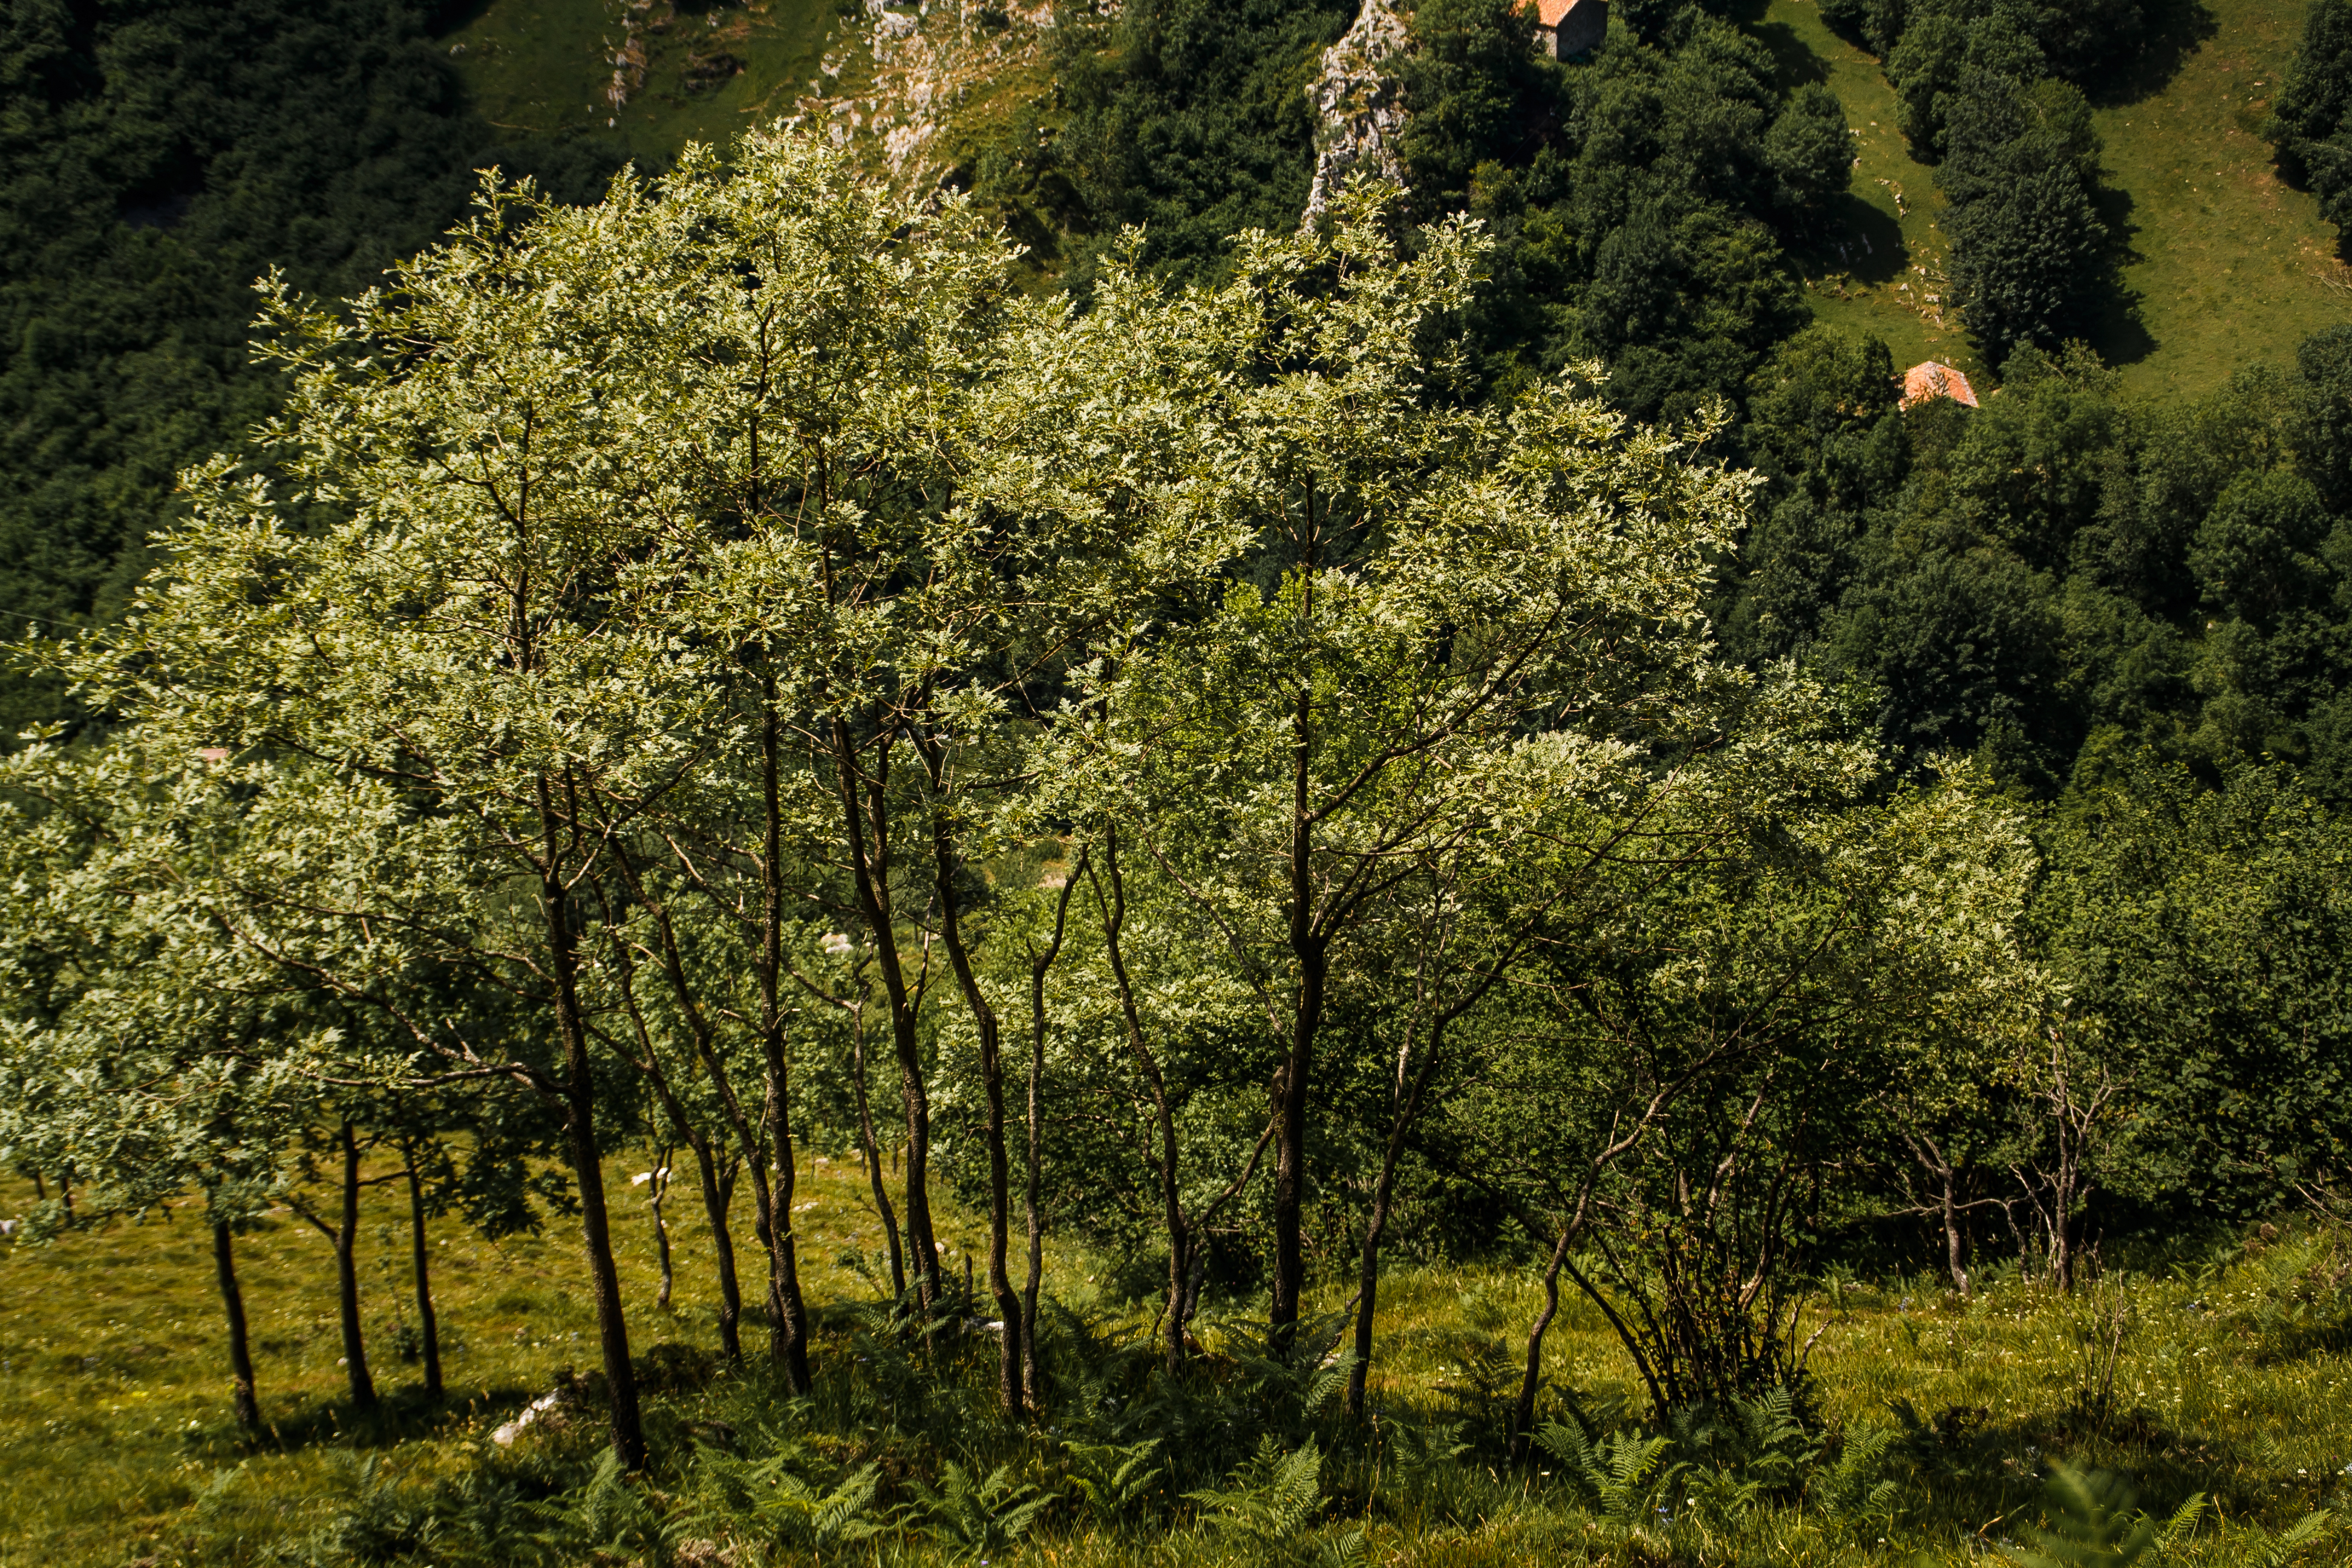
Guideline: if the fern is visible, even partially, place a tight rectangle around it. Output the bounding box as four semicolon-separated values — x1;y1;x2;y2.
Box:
1811;1423;1901;1527
909;1462;1056;1562
1535;1420;1686;1527
2005;1465;2156;1567
2143;1491;2209;1553
2250;1510;2336;1568
1186;1434;1328;1541
1066;1436;1166;1526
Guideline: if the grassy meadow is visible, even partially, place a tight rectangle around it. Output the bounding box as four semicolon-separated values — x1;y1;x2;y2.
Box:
442;0;838;165
3;1152;2350;1567
1757;0;2348;400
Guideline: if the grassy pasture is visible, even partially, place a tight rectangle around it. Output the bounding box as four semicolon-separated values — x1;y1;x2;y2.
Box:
4;1152;2351;1567
1754;0;2348;400
439;0;838;167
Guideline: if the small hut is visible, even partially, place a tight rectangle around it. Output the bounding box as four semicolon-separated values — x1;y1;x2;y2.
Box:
1900;361;1979;410
1532;0;1607;57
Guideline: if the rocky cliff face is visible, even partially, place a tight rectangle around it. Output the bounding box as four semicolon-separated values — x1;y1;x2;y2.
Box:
1301;0;1411;226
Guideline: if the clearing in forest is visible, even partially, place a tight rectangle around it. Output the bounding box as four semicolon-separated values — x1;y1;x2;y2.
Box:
1756;0;2348;398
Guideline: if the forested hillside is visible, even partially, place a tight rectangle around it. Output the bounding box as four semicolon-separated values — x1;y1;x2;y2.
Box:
0;0;623;731
4;5;2352;1568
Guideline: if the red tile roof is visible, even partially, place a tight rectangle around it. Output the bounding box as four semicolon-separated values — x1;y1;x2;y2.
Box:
1901;361;1979;409
1532;0;1583;25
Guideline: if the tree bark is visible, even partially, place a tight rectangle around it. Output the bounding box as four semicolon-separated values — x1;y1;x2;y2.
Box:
1510;1220;1578;1459
689;1138;743;1360
1345;1028;1446;1419
1094;837;1189;1376
929;766;1024;1416
758;684;813;1391
211;1220;260;1432
831;725;942;1311
850;996;906;1301
333;1120;379;1412
540;782;647;1469
402;1144;443;1401
648;1151;675;1312
1272;687;1325;1347
1022;849;1084;1406
1271;941;1325;1345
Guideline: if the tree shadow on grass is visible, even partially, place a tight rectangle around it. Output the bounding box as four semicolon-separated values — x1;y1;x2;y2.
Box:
1790;192;1911;285
2085;181;2157;368
206;1381;540;1459
1742;15;1835;93
2086;0;2221;109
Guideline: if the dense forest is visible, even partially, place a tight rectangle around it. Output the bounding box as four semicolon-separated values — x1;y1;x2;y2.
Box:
4;2;2352;1567
0;0;625;731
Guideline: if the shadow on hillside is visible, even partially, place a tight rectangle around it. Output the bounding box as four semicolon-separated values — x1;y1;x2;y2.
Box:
426;0;495;36
1796;192;1910;285
2088;0;2221;109
200;1382;532;1460
1744;14;1835;91
2087;182;2157;367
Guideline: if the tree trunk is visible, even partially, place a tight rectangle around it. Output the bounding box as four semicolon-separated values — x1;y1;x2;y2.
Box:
1272;687;1325;1347
1270;940;1325;1345
540;789;647;1469
211;1220;260;1433
830;724;941;1311
758;684;814;1391
1344;1034;1445;1419
403;1146;443;1401
1094;838;1189;1376
851;1004;906;1301
333;1120;379;1412
1510;1221;1577;1459
689;1137;743;1361
648;1152;675;1312
929;770;1024;1416
1022;851;1082;1406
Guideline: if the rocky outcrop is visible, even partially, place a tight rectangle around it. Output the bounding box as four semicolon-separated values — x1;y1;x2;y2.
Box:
1302;0;1411;226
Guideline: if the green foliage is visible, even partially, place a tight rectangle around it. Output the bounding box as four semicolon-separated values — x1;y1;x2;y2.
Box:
684;1433;892;1552
1184;1434;1341;1549
2035;761;2352;1223
1536;1420;1687;1526
1065;1437;1167;1527
0;0;619;730
909;1462;1056;1561
2005;1465;2157;1567
1399;0;1828;421
1029;0;1348;283
2268;0;2352;239
1941;76;2111;359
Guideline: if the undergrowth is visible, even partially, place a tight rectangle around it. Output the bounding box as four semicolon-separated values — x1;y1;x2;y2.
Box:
7;1169;2352;1567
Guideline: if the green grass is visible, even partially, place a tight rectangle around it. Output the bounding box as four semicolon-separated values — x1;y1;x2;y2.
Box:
442;0;838;168
5;1148;2351;1567
1752;0;2349;399
0;1154;1047;1566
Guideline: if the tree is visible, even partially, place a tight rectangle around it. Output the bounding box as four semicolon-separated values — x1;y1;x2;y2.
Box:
1940;75;2109;360
0;739;326;1433
2268;0;2352;238
1449;752;2036;1420
43;168;775;1463
1042;189;1758;1347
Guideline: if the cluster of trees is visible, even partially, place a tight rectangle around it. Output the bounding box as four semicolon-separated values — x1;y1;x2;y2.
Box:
1823;0;2134;357
3;0;2350;1495
1726;325;2352;797
0;134;2055;1464
1391;0;1849;422
0;0;622;733
2270;0;2352;237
